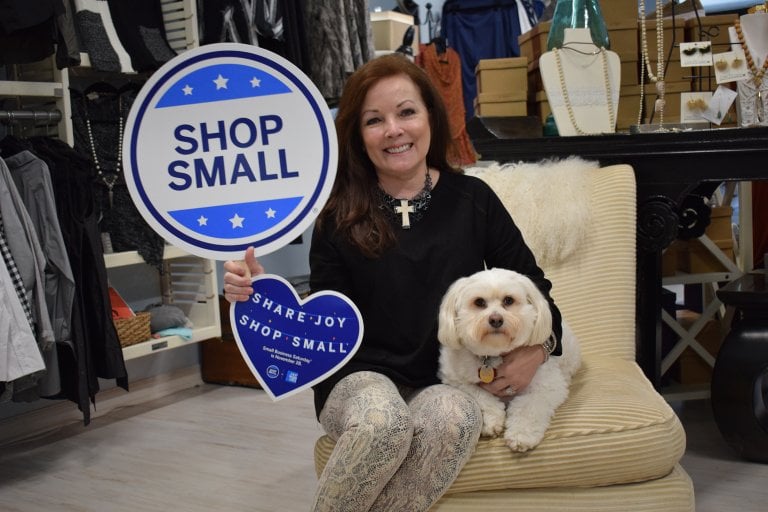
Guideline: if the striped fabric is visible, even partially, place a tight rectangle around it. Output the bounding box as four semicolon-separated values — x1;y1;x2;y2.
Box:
315;356;687;491
313;164;694;510
430;466;694;511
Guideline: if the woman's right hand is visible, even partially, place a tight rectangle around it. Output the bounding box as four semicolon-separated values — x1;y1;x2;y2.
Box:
223;246;265;303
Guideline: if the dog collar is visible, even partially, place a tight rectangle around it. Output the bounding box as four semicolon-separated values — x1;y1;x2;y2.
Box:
478;356;498;383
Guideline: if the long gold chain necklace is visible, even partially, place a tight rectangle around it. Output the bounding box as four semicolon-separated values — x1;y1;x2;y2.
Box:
638;0;666;127
553;47;615;135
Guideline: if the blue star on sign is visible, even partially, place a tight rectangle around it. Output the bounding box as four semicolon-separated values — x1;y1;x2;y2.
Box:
156;63;291;108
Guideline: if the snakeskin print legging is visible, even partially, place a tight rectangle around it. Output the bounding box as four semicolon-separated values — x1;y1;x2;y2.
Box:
313;371;483;511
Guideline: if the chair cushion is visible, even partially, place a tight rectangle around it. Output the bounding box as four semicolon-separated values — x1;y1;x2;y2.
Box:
431;465;695;512
468;163;638;361
314;356;686;493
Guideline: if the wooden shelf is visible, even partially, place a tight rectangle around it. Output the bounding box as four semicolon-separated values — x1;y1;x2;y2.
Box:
104;245;194;268
122;324;221;361
0;80;64;98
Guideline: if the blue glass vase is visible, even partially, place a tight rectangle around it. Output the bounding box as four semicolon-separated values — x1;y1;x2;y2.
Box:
546;0;610;50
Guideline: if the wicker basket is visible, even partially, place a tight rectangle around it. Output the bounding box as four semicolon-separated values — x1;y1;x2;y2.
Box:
114;311;152;347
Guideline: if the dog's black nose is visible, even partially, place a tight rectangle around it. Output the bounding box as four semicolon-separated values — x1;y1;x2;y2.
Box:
489;315;503;329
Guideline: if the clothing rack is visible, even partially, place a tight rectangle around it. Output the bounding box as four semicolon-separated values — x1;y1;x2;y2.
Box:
0;109;63;124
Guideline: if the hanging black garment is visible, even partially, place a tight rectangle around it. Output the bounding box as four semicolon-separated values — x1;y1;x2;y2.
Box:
394;0;420;25
36;136;128;418
0;0;63;65
198;0;311;74
1;135;129;424
106;0;176;72
70;87;165;270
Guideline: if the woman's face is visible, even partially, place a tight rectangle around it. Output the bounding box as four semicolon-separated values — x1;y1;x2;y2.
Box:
359;74;431;181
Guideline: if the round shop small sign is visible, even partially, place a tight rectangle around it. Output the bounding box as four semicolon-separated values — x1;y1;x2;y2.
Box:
123;43;337;260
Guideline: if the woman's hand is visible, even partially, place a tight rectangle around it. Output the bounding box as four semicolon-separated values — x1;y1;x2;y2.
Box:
479;345;546;399
222;246;265;303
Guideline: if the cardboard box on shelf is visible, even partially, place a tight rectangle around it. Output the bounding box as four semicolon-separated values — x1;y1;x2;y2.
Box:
617;85;643;130
474;90;528;117
530;90;551;125
518;21;551;64
599;0;639;25
618;80;692;127
475;57;528;95
684;14;738;51
678;238;735;274
608;20;639;61
620;58;639;86
705;205;734;241
370;11;418;55
675;309;726;385
662;239;687;277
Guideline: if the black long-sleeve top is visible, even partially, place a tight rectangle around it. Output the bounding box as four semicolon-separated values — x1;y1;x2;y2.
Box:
309;170;562;416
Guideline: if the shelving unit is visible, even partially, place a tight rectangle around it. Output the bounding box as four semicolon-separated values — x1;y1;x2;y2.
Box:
105;246;221;361
2;0;212;363
0;58;74;144
660;213;745;401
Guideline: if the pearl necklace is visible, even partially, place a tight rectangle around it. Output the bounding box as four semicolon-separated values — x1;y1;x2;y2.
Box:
735;19;768;88
84;97;123;208
552;47;615;135
638;0;666;127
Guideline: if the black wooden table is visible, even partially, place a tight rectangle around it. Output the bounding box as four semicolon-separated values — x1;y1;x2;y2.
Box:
468;123;768;387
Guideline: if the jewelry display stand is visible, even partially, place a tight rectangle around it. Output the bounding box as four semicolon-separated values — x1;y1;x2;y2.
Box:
540;28;620;136
728;12;768;126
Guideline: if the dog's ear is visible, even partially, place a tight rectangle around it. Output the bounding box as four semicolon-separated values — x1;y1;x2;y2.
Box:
520;276;553;346
437;277;466;349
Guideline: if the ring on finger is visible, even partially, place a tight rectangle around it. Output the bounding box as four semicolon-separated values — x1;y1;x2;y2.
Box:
503;386;517;397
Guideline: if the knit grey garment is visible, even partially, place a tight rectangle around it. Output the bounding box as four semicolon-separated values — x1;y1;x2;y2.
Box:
75;9;120;72
139;25;177;64
305;0;375;102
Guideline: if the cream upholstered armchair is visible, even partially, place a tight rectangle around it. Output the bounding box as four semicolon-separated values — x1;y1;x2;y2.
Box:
314;160;695;511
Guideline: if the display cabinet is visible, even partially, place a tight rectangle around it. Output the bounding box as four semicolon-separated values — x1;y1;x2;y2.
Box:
104;245;221;361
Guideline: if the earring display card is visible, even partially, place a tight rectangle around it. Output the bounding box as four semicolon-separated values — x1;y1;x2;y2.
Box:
680;42;713;67
713;50;750;84
681;92;713;124
700;86;738;125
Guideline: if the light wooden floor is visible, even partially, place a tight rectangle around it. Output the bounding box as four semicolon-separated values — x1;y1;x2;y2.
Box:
1;384;767;512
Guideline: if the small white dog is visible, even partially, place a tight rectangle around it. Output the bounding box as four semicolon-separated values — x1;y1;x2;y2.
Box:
437;268;581;452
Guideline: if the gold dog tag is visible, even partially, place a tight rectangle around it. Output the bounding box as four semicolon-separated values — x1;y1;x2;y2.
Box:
478;364;496;384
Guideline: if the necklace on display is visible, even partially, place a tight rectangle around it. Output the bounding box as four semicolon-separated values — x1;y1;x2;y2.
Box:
638;0;666;127
377;168;433;229
84;96;123;208
734;18;767;122
552;47;615;135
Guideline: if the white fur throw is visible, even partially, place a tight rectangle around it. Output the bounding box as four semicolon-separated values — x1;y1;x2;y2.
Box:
463;157;598;266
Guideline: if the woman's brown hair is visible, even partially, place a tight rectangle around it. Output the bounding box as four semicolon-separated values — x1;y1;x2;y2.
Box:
316;53;459;258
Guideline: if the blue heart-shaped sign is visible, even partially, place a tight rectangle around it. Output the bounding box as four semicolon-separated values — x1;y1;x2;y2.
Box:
230;274;363;401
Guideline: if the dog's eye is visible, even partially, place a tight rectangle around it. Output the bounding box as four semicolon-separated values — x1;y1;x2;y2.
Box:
473;298;487;308
503;296;515;306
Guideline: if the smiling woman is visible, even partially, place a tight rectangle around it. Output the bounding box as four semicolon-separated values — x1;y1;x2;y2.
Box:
223;52;564;512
